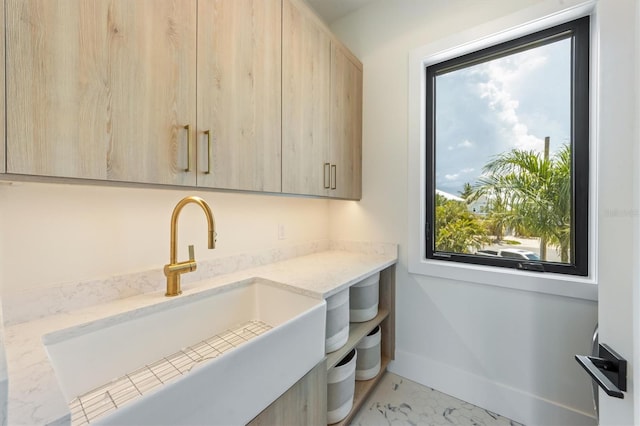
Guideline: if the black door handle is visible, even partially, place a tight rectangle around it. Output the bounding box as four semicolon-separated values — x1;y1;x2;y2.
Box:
575;343;626;399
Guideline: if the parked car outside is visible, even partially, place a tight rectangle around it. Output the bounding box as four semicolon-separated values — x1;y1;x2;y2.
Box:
476;248;540;261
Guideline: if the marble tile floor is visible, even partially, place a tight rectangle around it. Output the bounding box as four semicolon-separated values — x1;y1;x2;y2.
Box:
350;372;524;426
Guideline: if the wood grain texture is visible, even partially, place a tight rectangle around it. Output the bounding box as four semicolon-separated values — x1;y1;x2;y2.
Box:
333;357;391;426
197;0;281;192
326;309;389;370
6;0;197;185
281;0;331;196
248;359;327;426
330;42;363;200
379;264;396;360
0;0;5;173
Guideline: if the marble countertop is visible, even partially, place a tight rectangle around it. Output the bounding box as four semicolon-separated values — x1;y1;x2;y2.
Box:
3;248;396;425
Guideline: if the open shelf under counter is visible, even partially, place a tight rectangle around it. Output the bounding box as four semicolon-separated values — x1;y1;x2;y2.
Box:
326;308;389;370
249;263;396;426
331;356;391;426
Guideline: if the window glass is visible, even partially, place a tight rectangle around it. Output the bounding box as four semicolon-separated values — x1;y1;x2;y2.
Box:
425;17;589;276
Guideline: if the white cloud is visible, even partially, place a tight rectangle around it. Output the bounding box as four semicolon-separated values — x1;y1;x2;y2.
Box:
436;40;569;195
474;49;548;152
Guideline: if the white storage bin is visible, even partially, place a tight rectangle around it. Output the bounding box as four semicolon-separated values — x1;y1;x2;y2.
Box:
327;349;357;424
355;325;381;380
349;272;379;322
325;288;349;353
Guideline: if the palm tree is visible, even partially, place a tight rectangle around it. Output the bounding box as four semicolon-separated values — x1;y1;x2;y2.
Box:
474;145;572;262
459;182;474;201
482;192;510;242
435;194;489;253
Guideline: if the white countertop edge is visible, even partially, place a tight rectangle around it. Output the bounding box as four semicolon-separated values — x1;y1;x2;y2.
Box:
318;259;396;299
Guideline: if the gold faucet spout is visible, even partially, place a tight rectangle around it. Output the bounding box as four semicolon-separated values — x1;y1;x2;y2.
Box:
164;196;216;297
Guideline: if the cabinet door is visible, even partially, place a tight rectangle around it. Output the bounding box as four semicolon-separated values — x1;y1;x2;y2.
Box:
197;0;281;192
281;0;331;196
0;0;5;174
6;0;197;185
330;43;363;200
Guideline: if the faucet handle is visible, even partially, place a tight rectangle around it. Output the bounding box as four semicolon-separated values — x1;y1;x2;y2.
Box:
188;244;195;261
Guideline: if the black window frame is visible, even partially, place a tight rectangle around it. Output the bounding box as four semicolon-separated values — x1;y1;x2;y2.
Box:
425;16;590;277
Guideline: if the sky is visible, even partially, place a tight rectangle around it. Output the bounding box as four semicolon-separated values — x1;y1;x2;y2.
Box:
434;37;571;196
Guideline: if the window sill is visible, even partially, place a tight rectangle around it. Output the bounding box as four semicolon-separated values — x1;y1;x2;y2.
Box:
408;257;597;301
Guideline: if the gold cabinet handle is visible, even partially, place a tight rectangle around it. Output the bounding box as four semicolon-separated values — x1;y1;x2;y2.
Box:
204;130;212;174
184;125;191;172
323;163;331;189
331;164;337;190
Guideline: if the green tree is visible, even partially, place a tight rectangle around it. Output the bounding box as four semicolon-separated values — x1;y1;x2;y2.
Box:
435;194;489;253
474;145;571;262
459;182;474;201
482;192;509;242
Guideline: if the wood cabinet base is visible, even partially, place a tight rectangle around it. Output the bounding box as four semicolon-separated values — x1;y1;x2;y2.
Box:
248;357;392;426
248;359;328;426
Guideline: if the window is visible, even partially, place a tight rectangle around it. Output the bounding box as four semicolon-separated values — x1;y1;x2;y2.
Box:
425;16;589;276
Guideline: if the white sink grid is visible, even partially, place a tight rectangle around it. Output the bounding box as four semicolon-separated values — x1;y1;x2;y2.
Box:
68;320;272;425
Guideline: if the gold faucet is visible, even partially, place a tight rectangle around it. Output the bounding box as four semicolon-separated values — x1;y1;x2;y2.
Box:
164;196;216;296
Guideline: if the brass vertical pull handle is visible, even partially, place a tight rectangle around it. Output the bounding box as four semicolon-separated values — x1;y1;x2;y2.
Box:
188;244;195;261
184;125;191;172
323;163;331;189
204;130;212;174
331;164;337;190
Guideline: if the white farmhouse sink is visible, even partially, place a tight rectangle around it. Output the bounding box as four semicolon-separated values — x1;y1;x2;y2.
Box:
43;278;326;425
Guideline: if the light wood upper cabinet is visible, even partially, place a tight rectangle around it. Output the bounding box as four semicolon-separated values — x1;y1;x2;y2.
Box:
196;0;281;192
281;0;362;200
6;0;197;185
281;0;331;197
4;0;361;198
330;43;363;200
0;0;5;174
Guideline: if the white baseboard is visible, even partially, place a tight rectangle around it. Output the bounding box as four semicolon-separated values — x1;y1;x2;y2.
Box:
388;350;597;426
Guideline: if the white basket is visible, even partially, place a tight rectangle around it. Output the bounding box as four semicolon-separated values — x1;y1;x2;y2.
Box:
355;325;381;380
349;272;379;322
325;288;349;353
327;349;357;424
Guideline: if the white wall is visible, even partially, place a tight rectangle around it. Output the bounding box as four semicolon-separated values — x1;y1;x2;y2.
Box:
592;1;638;424
329;1;599;424
0;182;330;294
